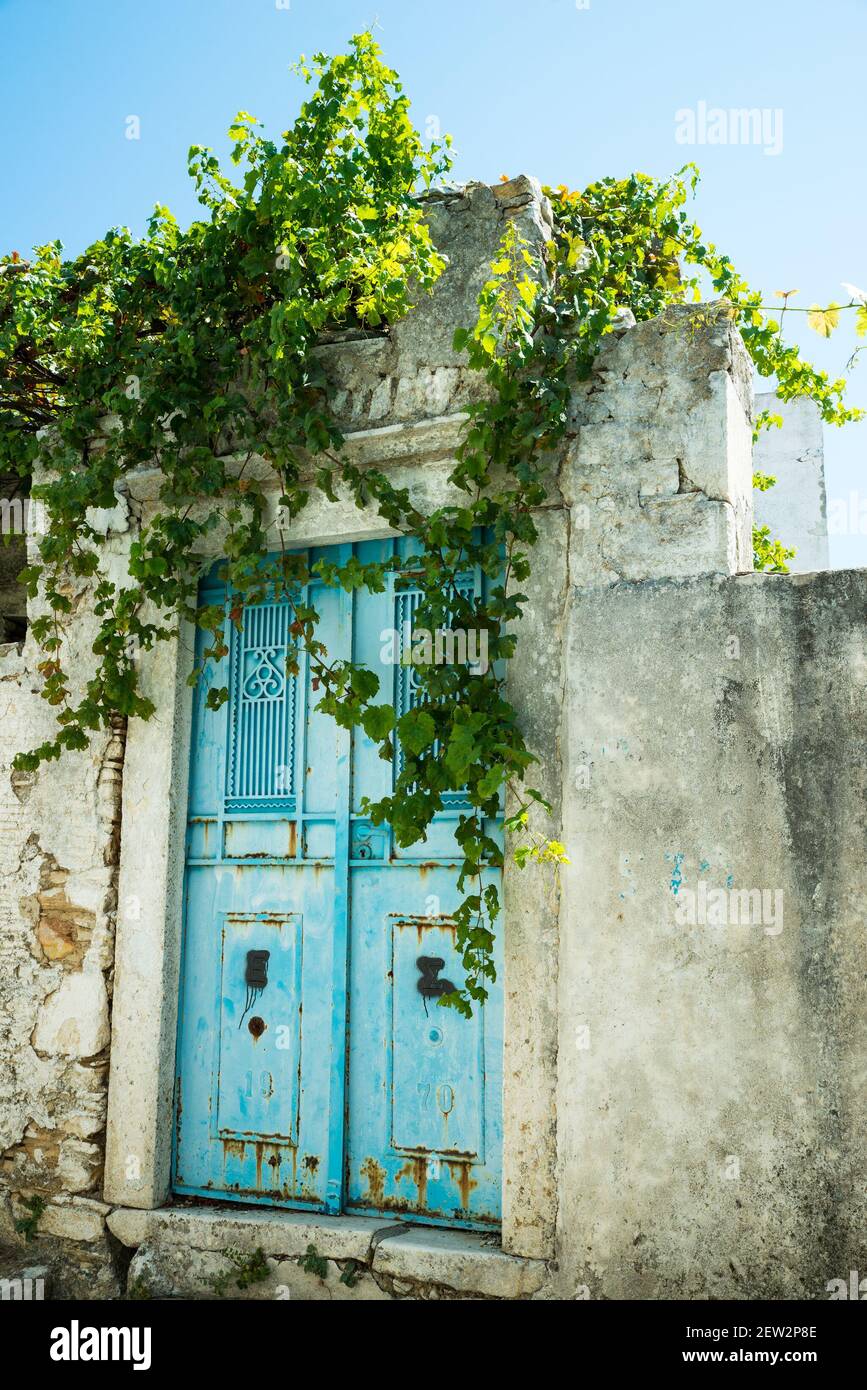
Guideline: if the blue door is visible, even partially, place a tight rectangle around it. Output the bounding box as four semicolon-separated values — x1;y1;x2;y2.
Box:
173;540;503;1229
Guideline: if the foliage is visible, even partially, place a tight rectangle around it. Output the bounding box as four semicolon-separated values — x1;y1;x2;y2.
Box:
338;1258;361;1287
752;524;795;573
13;1194;46;1242
752;469;795;572
208;1244;270;1295
301;1243;329;1280
0;34;860;1012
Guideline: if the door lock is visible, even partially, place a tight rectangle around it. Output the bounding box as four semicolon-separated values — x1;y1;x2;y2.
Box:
239;949;270;1028
416;956;456;1015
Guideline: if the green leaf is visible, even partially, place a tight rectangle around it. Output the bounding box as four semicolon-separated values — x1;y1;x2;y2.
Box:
477;762;506;799
444;718;481;780
397;708;436;754
362;704;395;741
349;666;380;701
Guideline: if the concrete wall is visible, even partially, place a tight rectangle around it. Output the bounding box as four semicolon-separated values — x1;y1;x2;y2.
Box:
557;567;866;1299
753;392;829;572
0;176;863;1301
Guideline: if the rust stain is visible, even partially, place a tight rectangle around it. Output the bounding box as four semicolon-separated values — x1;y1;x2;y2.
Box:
206;1183;312;1203
395;1157;428;1209
360;1156;386;1209
289;821;298;857
303;1154;319;1172
353;1191;412;1215
248;1015;266;1040
394;913;458;946
400;1144;474;1159
447;1159;478;1212
221;1138;247;1166
349;1179;496;1223
393;914;456;927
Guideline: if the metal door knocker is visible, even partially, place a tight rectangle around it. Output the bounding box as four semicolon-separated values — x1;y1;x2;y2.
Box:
239;949;270;1028
416;956;456;1016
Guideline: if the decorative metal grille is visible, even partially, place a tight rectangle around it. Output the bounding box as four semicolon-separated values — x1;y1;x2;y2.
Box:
226;599;296;811
393;577;474;808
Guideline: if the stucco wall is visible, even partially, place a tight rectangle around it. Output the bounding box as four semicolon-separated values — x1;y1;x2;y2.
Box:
556;566;866;1299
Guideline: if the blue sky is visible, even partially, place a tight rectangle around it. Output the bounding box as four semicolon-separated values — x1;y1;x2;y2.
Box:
2;0;865;564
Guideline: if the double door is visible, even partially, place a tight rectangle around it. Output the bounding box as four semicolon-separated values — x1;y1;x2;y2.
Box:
173;539;503;1228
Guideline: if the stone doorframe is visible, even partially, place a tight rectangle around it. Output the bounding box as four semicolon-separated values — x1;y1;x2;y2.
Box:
103;414;562;1263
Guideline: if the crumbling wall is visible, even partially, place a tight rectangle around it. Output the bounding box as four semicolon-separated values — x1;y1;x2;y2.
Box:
564;302;755;583
0;518;130;1297
318;177;552;431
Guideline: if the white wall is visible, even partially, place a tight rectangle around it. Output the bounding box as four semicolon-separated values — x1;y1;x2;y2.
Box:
754;392;829;572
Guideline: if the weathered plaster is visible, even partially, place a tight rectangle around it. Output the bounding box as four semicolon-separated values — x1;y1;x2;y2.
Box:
753;391;829;572
0;555;128;1293
554;567;867;1299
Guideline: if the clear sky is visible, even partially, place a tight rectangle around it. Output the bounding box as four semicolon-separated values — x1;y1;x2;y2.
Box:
2;0;866;564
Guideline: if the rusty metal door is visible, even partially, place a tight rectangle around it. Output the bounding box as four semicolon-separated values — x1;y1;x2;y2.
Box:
173;539;503;1228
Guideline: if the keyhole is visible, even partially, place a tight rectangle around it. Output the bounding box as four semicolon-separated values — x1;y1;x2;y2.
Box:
248;1016;266;1040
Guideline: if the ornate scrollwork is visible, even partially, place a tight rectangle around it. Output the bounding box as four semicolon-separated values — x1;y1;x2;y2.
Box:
242;648;285;701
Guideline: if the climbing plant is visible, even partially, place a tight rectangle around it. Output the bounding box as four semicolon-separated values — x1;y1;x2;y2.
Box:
0;32;861;1011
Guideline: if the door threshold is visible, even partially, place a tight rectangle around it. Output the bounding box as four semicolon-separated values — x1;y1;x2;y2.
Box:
107;1204;548;1300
